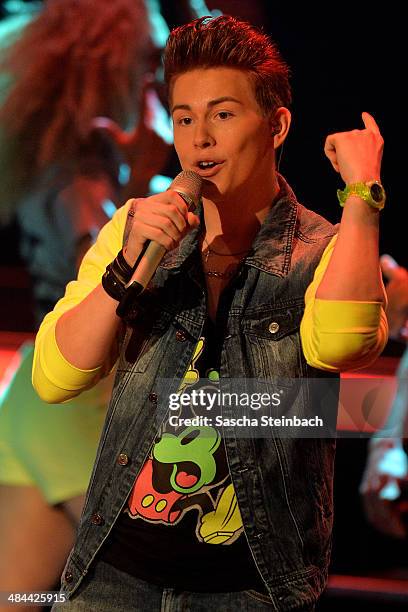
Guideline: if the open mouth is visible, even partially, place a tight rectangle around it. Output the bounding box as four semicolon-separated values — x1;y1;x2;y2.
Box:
198;161;218;170
174;470;198;488
173;460;200;489
195;160;224;175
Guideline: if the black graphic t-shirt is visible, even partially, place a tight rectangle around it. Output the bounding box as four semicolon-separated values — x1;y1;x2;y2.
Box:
101;320;266;592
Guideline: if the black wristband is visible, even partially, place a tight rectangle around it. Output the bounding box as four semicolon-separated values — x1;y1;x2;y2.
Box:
110;249;133;284
101;265;127;301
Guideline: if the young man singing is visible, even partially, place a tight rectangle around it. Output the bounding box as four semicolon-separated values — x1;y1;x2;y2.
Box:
34;15;387;611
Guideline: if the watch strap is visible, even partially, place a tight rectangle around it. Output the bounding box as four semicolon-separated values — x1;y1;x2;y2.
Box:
337;181;385;210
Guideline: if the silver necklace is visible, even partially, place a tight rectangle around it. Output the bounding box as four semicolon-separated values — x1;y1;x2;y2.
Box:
201;236;250;279
202;236;250;260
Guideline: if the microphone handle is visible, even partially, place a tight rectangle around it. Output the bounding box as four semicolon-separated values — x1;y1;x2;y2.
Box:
116;191;195;318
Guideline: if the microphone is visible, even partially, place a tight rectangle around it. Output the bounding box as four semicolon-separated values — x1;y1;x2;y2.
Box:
116;170;203;318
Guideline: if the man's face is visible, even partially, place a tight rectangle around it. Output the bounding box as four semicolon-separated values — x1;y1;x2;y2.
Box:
171;67;275;201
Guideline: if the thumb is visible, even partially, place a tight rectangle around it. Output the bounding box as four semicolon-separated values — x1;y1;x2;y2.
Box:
89;116;130;147
380;254;399;280
324;135;340;173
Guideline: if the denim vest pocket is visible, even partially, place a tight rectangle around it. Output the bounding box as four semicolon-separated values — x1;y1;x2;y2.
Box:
243;305;304;379
243;305;303;339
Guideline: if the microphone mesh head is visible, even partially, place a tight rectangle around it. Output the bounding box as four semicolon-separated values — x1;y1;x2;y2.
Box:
171;170;203;209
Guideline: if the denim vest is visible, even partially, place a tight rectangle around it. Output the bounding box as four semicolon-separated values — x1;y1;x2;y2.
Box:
61;177;339;611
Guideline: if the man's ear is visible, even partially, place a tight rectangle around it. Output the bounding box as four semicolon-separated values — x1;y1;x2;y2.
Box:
269;107;291;149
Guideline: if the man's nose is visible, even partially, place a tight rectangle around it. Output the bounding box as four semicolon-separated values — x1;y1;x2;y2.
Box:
193;120;215;148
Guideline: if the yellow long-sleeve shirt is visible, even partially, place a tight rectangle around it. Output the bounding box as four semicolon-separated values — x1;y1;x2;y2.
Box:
33;202;388;403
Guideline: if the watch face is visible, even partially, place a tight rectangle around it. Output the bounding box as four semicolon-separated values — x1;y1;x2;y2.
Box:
370;182;384;202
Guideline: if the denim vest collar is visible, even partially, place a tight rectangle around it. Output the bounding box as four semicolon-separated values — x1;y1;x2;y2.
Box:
159;173;298;278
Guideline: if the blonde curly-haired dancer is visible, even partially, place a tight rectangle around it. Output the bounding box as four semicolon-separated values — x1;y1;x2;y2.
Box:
0;1;172;606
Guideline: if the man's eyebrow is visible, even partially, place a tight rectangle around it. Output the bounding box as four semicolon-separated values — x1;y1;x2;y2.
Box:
171;97;243;114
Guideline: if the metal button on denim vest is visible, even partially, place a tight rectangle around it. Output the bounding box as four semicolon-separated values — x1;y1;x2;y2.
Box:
61;176;339;611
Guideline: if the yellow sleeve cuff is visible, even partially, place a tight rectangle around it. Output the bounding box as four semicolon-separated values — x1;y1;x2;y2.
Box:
33;324;103;403
312;299;383;333
32;202;129;402
301;299;388;372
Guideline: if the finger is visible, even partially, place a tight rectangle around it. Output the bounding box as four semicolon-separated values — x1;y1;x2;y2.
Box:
145;191;189;218
137;210;183;243
135;209;184;241
150;203;187;234
90;116;119;136
380;254;400;280
138;194;189;237
90;116;130;146
380;254;408;282
187;212;201;229
362;111;381;135
324;136;340;172
167;190;190;217
135;224;176;252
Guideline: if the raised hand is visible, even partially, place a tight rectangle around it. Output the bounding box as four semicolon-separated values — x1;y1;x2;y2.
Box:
90;79;173;194
324;112;384;185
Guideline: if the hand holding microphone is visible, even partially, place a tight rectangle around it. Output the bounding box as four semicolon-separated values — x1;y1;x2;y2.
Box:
115;170;202;317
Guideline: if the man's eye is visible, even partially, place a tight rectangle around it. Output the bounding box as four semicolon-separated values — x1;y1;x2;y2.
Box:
178;117;192;126
217;111;232;120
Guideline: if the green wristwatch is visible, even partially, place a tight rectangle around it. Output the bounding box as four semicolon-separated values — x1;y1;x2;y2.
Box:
337;180;386;210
